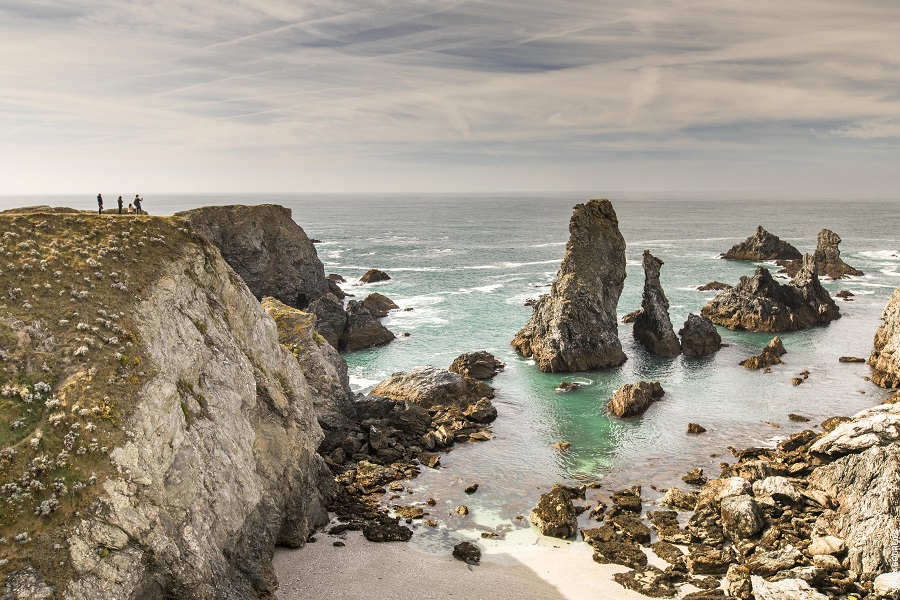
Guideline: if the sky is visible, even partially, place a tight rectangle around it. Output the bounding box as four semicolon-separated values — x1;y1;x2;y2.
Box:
1;0;899;195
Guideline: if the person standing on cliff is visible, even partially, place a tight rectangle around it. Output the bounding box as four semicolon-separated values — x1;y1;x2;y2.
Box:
97;193;103;214
134;194;143;214
117;196;123;214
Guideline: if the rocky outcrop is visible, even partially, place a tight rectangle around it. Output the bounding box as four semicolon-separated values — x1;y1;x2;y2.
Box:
0;213;335;599
512;199;627;372
342;300;395;351
698;281;732;291
607;381;665;418
370;366;493;411
701;257;840;331
176;204;328;310
679;313;722;357
529;485;582;539
359;269;390;284
360;293;399;318
740;337;787;370
778;229;863;280
307;293;348;348
633;251;681;357
722;226;802;261
869;286;900;389
448;351;505;380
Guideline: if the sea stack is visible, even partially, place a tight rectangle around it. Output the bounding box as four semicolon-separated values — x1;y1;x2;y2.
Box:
721;226;802;261
633;250;681;357
679;314;722;357
701;255;840;331
512;199;627;372
870;286;900;388
779;229;863;280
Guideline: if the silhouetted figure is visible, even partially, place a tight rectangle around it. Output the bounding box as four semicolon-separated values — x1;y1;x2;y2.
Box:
117;196;123;214
97;193;103;215
134;195;143;214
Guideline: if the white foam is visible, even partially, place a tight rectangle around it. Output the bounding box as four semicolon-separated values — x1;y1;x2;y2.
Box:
881;269;900;277
349;376;382;391
859;250;900;260
529;241;566;248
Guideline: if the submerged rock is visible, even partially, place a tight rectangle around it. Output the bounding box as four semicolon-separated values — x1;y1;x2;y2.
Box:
701;257;840;332
779;229;863;280
679;313;722;357
449;351;505;380
740;337;787;370
512;199;627;372
359;268;391;283
633;250;681;357
608;381;665;418
870;286;900;388
722;226;802;261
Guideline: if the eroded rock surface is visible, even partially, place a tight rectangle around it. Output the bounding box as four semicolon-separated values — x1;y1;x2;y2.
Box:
740;337;787;370
870;286;900;388
512;199;627;372
722;226;802;261
633;250;681;357
679;314;722;357
608;381;665;418
448;351;505;380
779;229;863;280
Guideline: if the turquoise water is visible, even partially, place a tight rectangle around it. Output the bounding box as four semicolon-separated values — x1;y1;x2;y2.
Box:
4;192;899;549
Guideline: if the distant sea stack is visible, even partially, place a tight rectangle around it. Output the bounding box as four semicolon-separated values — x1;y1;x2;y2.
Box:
870;286;900;388
177;204;328;309
701;256;840;331
778;229;863;280
721;226;802;261
633;250;681;357
512;199;627;372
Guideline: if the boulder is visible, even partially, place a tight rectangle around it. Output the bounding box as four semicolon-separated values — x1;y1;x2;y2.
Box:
875;572;900;599
452;541;481;565
807;535;845;556
740;336;787;370
607;381;665;418
870;286;900;388
698;281;732;291
663;488;699;510
359;268;390;284
622;308;643;323
593;541;649;569
746;546;803;577
779;229;863;280
749;575;828;600
613;565;676;597
722;226;802;261
360;292;399;318
370;366;493;411
751;476;800;504
529;487;578;539
720;494;765;540
679;314;722;357
633;250;681;357
687;423;707;434
448;351;505;380
702;258;840;332
687;544;733;575
512;199;627;372
342;300;395;351
176;204;329;309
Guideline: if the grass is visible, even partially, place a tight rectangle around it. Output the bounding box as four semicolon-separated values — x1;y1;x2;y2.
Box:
0;211;197;587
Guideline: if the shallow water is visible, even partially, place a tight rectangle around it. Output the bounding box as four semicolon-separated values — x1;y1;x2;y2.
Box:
4;192;898;551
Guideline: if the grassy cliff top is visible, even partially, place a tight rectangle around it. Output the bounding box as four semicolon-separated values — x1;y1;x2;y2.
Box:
0;210;198;584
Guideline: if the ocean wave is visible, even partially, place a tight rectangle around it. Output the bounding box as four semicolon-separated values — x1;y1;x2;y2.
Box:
529;241;566;248
859;250;900;260
881;269;900;277
505;293;537;306
464;259;560;270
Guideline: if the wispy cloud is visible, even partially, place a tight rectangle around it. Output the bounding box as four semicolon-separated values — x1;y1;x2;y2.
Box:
1;0;899;193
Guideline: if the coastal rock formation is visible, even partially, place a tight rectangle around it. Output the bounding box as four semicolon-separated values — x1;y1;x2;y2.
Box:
359;268;391;284
360;292;399;318
722;226;802;261
176;204;328;309
869;286;900;388
607;381;665;418
779;229;863;280
529;486;581;539
370;366;493;410
633;251;681;357
0;213;334;599
679;313;722;357
307;293;348;348
698;281;732;292
342;300;396;351
448;351;505;380
512;199;627;372
740;337;787;370
701;257;840;331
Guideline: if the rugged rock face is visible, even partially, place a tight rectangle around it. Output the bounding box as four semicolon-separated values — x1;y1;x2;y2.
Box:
698;281;732;292
360;293;399;319
607;381;665;418
370;366;493;410
306;293;348;348
359;269;390;284
722;226;802;261
448;351;505;380
176;204;328;310
679;313;722;357
0;214;335;599
701;257;840;331
869;286;900;389
512;199;627;372
633;251;681;357
529;486;581;539
779;229;863;280
740;337;787;370
342;300;396;351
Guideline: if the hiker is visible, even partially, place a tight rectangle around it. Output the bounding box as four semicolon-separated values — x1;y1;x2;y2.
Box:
97;193;103;215
134;195;143;214
117;196;123;214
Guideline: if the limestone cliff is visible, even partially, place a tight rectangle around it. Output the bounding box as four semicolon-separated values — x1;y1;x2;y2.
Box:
701;256;840;331
0;212;333;599
721;226;802;261
176;204;328;309
512;199;627;372
869;286;900;389
633;250;680;357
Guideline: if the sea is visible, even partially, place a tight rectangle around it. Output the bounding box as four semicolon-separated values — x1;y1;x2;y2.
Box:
4;192;899;552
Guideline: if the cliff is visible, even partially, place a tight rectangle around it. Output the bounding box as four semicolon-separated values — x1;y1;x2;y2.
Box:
633;250;681;357
176;204;328;310
512;199;627;372
0;212;334;598
870;286;900;389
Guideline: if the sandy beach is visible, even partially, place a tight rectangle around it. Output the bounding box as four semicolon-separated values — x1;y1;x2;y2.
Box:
273;528;710;600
